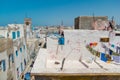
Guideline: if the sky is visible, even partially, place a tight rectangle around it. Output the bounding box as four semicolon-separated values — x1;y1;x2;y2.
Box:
0;0;120;26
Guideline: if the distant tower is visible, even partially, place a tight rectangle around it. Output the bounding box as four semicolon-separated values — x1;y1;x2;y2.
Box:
24;18;32;26
92;13;96;22
110;16;115;30
61;20;63;26
60;20;64;30
111;16;114;23
24;18;32;39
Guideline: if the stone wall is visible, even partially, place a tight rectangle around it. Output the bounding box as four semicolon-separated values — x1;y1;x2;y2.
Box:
74;16;108;30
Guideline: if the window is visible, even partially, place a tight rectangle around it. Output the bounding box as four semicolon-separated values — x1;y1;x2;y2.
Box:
17;68;19;78
17;31;20;37
12;32;16;39
8;54;14;68
25;22;30;25
24;45;25;49
0;60;6;71
16;51;18;57
21;63;23;72
100;38;109;42
9;55;10;68
20;48;22;53
11;54;14;63
0;61;2;71
115;33;120;36
1;60;6;71
24;59;26;66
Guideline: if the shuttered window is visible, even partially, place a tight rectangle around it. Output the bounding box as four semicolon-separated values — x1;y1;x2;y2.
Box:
17;31;20;37
16;50;18;57
2;60;6;71
20;48;22;53
12;32;16;39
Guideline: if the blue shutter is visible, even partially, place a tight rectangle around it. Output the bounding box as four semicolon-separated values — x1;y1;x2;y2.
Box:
18;31;19;37
17;31;20;37
2;60;6;71
17;31;19;37
16;51;18;57
12;32;16;39
20;48;22;53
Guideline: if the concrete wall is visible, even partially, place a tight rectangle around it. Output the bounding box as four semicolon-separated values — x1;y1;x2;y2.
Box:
74;16;108;30
47;30;109;55
0;30;8;38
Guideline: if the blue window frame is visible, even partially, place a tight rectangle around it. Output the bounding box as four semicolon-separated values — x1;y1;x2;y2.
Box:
12;32;16;39
2;60;6;71
16;50;18;57
20;48;22;53
17;31;20;37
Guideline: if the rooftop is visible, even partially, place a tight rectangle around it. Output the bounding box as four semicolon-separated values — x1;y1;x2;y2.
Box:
31;30;120;76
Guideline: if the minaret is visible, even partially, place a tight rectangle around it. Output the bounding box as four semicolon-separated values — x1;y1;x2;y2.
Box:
24;18;32;39
24;18;32;27
93;13;95;22
61;20;64;27
92;13;96;30
111;16;115;29
111;16;114;23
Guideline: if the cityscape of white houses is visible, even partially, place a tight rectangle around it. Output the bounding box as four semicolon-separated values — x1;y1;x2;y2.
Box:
0;18;39;80
1;16;120;80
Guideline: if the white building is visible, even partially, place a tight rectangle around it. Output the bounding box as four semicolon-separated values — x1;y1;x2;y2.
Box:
0;24;30;80
0;38;14;80
8;24;29;80
31;30;120;80
0;27;8;38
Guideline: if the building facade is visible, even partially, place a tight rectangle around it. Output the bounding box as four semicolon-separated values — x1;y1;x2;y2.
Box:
0;24;30;80
0;38;14;80
74;16;108;30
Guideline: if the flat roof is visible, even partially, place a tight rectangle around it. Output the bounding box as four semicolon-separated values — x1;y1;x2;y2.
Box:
31;30;120;76
31;48;120;76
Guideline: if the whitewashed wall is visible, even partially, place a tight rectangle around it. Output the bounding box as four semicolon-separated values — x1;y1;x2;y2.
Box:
0;51;8;80
47;30;109;60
